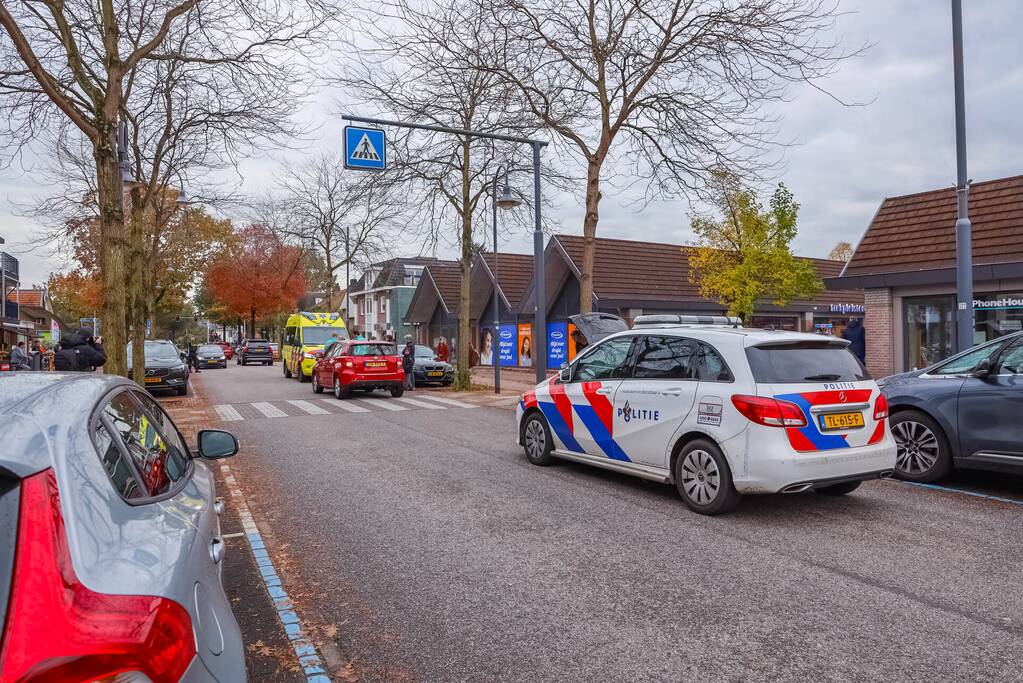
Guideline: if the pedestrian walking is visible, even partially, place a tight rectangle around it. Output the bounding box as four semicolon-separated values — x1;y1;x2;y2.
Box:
402;334;416;391
187;342;202;373
10;341;31;371
53;327;106;372
842;318;866;364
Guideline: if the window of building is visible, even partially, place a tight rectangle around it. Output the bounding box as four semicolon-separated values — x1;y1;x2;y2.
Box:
403;266;424;287
903;296;955;370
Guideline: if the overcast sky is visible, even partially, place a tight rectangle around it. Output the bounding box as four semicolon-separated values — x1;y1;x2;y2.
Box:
3;0;1022;286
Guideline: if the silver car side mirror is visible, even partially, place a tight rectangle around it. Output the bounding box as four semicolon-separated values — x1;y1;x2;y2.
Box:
197;429;239;459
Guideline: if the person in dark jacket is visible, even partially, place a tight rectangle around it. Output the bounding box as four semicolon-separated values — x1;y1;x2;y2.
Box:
10;341;31;371
187;342;201;373
402;335;416;391
54;327;106;372
842;318;866;364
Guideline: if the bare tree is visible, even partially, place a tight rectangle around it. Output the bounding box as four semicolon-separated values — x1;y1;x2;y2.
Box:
269;154;400;311
0;0;340;374
477;0;861;313
828;241;854;262
337;0;558;388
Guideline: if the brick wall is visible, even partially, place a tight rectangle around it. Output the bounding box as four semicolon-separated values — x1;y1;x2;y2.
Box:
864;287;894;378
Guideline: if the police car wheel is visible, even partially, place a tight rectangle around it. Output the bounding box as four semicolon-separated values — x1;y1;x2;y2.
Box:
890;410;952;483
674;440;739;515
522;413;554;466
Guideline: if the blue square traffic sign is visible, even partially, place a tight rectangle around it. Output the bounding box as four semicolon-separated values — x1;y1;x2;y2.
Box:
344;126;386;171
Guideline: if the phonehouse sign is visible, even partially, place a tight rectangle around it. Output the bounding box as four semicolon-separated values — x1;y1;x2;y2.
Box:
498;324;518;366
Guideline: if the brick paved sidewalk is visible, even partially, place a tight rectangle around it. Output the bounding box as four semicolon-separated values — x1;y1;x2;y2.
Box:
157;377;308;682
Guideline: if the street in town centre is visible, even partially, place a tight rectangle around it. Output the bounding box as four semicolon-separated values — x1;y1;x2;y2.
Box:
168;363;1023;682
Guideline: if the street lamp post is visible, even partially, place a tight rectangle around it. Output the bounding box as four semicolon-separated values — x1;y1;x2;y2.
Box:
491;165;523;394
951;0;973;353
341;114;550;383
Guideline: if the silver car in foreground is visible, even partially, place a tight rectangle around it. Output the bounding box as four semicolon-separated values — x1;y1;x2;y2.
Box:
0;373;245;681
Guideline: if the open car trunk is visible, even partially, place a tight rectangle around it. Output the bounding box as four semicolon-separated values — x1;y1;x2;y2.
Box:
567;313;629;347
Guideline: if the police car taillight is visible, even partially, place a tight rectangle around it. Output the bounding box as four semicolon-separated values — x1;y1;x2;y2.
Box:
873;394;889;420
731;395;807;428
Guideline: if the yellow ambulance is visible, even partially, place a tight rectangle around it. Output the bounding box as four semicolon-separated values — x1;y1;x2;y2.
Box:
281;312;349;382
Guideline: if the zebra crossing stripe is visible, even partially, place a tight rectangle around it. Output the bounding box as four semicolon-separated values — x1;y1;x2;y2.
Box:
215;404;244;421
251;401;287;418
320;398;369;413
391;396;446;410
354;398;407;412
287;399;329;415
416;394;478;409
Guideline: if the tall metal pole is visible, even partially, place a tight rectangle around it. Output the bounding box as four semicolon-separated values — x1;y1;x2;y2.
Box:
492;168;502;394
532;142;547;383
951;0;973;353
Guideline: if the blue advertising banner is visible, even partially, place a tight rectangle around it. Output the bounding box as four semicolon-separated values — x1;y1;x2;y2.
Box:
498;324;518;366
547;322;568;368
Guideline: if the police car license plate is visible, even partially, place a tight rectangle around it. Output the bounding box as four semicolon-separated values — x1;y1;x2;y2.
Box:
819;412;864;431
144;377;161;384
428;371;443;377
366;361;386;368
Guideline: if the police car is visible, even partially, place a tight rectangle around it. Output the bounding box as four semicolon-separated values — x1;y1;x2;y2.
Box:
516;314;896;515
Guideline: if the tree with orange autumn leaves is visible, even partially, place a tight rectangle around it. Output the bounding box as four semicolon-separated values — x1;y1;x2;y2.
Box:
203;224;307;338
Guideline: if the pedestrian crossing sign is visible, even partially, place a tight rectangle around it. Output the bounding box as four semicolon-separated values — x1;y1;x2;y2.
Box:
344;125;387;171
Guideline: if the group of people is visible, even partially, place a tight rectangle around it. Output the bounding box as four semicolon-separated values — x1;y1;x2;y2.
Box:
8;327;106;373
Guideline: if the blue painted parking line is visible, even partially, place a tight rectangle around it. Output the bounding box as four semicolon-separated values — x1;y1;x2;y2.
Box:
222;464;332;682
898;480;1023;507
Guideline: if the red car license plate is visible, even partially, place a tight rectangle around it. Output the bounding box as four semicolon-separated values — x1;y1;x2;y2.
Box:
366;361;386;368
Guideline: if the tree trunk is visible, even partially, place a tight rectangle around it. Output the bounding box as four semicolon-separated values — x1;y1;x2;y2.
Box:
250;307;256;339
94;127;128;376
325;251;334;311
128;189;146;385
579;159;602;315
454;143;473;390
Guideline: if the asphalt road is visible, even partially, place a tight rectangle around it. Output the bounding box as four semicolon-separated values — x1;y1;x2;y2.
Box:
199;362;1023;682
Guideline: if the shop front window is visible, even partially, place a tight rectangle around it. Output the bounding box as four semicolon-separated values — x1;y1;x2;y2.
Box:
903;296;955;370
750;315;799;331
973;293;1023;344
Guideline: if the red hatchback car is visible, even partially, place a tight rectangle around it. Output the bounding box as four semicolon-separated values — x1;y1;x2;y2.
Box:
312;340;405;399
216;341;234;360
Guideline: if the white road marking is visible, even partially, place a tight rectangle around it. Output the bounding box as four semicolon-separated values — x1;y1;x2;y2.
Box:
251;401;287;418
287;399;329;415
392;396;446;410
416;394;478;409
320;398;370;413
354;397;407;411
215;404;244;421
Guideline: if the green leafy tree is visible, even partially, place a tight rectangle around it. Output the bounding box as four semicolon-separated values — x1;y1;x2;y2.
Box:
688;172;821;322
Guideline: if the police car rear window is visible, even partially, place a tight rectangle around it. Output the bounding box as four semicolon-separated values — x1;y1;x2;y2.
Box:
745;341;870;384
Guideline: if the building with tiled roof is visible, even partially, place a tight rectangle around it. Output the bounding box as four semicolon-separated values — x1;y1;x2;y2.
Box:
349;257;456;339
825;175;1023;377
517;234;862;330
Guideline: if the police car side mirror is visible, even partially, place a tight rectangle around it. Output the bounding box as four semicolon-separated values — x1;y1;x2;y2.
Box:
558;365;572;383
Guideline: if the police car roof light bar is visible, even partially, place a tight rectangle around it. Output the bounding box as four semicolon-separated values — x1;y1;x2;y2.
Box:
632;314;742;328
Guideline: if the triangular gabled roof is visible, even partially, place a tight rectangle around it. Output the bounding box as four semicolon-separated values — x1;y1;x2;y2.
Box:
840;174;1023;277
404;261;462;323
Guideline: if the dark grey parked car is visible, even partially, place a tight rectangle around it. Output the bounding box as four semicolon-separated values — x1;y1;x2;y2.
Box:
0;373;245;681
236;339;273;366
412;345;454;386
878;330;1023;482
128;339;190;396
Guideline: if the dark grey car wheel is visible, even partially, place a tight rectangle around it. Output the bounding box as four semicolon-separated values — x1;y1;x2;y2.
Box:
521;412;554;466
890;410;952;483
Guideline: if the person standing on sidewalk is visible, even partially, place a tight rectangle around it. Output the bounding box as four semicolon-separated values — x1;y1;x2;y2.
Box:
402;334;416;391
436;336;449;363
842;318;866;364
